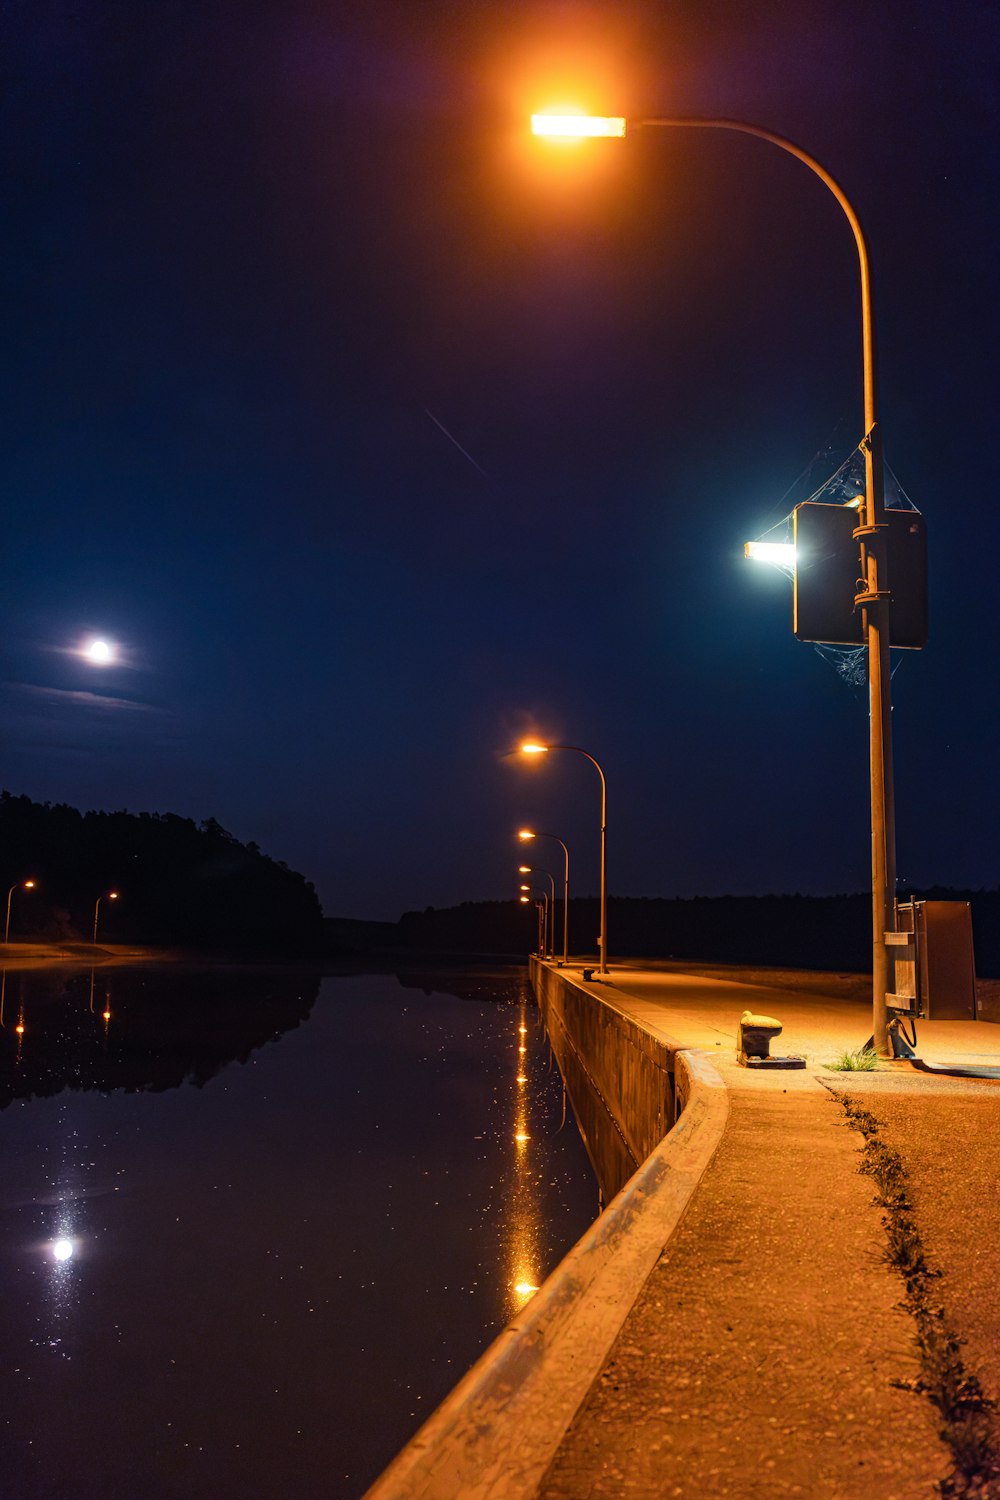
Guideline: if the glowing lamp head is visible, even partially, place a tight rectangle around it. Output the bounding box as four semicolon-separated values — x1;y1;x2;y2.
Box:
519;896;530;905
531;113;626;139
108;891;119;901
744;540;796;566
518;865;532;874
24;880;36;891
519;883;531;892
52;1239;74;1262
519;742;549;756
517;829;535;843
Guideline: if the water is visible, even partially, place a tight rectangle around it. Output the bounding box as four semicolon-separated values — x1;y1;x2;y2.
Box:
0;964;598;1497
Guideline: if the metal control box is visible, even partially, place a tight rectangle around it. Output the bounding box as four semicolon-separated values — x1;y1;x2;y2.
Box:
894;900;978;1021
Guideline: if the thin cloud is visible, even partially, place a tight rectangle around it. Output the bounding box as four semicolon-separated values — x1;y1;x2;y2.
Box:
3;683;163;714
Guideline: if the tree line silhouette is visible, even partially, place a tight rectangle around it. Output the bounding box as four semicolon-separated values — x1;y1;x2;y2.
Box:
383;889;999;975
0;792;324;954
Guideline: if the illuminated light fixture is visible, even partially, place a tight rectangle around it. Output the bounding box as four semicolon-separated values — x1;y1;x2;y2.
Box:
517;829;535;843
85;639;115;665
516;1074;528;1084
15;1020;25;1036
52;1239;73;1262
519;883;531;892
518;865;531;874
102;1009;111;1022
519;741;549;756
514;1281;540;1296
531;114;626;139
515;1132;530;1143
518;1045;526;1054
519;895;530;905
24;880;36;891
846;495;864;509
518;1025;527;1034
744;540;796;566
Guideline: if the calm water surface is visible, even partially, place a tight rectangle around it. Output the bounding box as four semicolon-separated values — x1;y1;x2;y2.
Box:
0;964;597;1497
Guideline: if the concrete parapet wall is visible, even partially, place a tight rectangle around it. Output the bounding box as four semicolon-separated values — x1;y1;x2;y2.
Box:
531;959;678;1201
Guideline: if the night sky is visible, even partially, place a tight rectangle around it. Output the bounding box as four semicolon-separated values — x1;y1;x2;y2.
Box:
4;1;997;922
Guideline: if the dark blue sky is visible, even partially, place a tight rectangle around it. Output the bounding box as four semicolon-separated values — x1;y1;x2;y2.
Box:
3;0;997;920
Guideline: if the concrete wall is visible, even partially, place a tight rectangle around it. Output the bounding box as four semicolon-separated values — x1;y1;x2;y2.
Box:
531;959;678;1202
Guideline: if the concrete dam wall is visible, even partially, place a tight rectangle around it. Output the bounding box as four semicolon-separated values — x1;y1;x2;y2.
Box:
530;958;679;1201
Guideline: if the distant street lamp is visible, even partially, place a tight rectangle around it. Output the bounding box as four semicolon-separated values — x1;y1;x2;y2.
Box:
93;890;119;944
519;885;550;957
533;899;545;957
518;892;546;957
517;830;570;966
5;880;37;945
517;866;556;957
518;742;608;974
530;113;897;1049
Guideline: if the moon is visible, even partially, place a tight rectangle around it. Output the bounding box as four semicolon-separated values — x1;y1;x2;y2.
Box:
85;639;115;665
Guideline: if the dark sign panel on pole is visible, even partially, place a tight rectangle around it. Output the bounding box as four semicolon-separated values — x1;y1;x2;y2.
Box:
793;501;928;648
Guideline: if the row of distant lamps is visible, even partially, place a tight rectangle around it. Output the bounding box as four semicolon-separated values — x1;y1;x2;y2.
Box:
510;741;608;976
4;880;120;945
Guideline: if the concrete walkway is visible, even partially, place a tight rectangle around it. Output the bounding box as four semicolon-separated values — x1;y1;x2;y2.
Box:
537;962;1000;1499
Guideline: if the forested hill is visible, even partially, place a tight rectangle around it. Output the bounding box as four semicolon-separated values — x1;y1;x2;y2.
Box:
0;792;323;954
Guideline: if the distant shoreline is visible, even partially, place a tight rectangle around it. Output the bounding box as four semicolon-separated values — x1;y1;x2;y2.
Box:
0;942;186;971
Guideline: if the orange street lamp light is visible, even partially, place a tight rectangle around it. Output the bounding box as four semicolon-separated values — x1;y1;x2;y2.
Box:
5;880;37;945
517;742;607;974
515;830;570;966
93;890;119;944
528;111;898;1050
530;113;626;139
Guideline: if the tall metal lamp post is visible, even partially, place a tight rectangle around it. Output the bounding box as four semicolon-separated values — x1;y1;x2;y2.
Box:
519;867;556;957
518;742;608;974
5;879;37;944
517;830;571;965
93;890;119;944
530;114;896;1048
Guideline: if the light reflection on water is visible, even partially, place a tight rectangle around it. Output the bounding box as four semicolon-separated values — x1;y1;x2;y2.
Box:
0;964;597;1498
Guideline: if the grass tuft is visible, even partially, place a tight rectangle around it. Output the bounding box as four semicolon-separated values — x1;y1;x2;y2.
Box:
829;1046;881;1071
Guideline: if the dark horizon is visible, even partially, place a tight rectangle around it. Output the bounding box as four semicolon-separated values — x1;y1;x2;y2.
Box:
4;1;996;922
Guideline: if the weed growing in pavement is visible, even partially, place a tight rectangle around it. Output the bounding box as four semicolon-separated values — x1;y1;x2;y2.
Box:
834;1090;1000;1498
829;1046;880;1071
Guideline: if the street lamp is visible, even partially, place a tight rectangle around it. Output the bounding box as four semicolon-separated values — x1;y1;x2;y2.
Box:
93;890;119;944
518;892;546;957
517;829;571;966
518;741;608;974
518;867;556;957
5;880;37;945
519;885;550;957
531;113;897;1050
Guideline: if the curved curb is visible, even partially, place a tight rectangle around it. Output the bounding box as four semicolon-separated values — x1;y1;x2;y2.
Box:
363;1048;728;1500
